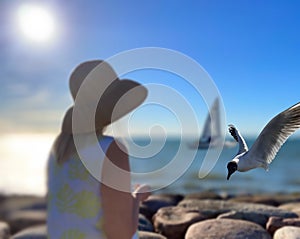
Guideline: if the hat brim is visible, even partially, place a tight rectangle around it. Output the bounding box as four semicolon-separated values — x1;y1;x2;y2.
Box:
97;79;148;127
62;79;147;134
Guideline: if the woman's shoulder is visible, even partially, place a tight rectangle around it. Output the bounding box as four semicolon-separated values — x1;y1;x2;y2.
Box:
99;135;114;144
98;135;128;156
99;136;127;150
103;137;129;172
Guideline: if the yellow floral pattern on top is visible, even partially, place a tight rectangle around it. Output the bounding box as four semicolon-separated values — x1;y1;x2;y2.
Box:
60;229;86;239
55;184;100;218
47;136;115;239
68;156;90;180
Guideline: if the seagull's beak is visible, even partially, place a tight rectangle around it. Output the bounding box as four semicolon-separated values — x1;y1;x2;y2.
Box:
227;171;233;180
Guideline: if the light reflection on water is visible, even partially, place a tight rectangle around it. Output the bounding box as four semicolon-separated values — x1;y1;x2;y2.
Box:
0;134;55;195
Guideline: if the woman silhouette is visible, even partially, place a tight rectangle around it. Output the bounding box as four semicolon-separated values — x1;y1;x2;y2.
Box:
47;60;150;239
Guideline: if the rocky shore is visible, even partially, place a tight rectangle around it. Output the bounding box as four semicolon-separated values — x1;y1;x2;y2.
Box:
1;191;300;238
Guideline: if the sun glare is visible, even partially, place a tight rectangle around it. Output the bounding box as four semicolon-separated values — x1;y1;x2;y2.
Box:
17;4;56;43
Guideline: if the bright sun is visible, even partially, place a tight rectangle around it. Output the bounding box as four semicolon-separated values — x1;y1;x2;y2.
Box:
17;4;56;43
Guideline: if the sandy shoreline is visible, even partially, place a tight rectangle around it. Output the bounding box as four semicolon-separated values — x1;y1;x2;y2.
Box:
1;191;300;238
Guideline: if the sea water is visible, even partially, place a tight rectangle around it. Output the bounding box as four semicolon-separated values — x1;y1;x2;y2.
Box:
0;134;299;196
129;137;300;195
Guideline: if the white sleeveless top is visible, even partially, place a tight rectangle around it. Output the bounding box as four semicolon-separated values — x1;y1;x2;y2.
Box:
47;135;138;239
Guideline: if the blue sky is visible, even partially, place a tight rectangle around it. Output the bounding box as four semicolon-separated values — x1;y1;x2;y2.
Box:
1;0;300;137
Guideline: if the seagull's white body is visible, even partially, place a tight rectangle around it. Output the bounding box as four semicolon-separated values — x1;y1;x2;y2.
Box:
231;149;267;172
227;102;300;177
229;126;269;172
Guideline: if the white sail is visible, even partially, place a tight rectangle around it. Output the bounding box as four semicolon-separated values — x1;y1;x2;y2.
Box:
199;98;220;142
196;98;236;149
199;107;212;142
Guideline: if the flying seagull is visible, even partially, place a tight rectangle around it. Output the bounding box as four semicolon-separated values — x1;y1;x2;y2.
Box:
227;102;300;180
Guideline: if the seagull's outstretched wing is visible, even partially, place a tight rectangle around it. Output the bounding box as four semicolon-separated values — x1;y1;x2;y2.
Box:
228;124;248;155
249;102;300;165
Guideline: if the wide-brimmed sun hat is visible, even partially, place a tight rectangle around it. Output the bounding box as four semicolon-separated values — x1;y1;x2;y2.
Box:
61;60;148;134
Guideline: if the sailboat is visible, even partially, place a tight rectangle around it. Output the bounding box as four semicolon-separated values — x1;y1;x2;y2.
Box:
190;98;236;149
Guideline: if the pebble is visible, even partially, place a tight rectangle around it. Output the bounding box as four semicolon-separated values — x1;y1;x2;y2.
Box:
273;226;300;239
0;196;46;218
0;221;10;239
153;206;206;239
5;210;46;234
138;214;154;232
11;225;47;239
185;218;271;239
140;194;183;221
138;231;167;239
279;202;300;216
266;216;300;235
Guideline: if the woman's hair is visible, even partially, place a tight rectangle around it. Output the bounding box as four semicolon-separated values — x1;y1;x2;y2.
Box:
52;132;77;164
52;129;105;164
